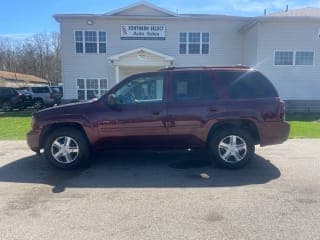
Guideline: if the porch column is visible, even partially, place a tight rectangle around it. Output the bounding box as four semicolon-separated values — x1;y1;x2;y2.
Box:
115;65;120;83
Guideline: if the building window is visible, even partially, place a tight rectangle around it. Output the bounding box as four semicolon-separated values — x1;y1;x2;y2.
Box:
75;31;83;53
179;32;210;55
99;32;107;53
295;51;314;65
75;31;107;54
274;51;294;65
274;51;314;66
179;33;187;54
202;32;209;54
77;78;109;100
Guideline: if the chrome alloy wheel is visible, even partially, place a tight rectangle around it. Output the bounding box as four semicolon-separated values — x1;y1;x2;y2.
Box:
51;136;79;164
34;100;43;109
218;135;247;163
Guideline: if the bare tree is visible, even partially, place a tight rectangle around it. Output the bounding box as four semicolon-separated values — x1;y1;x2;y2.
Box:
0;32;61;85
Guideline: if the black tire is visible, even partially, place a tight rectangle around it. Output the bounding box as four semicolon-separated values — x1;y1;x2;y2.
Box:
34;99;44;109
208;128;255;169
43;127;90;169
2;101;12;112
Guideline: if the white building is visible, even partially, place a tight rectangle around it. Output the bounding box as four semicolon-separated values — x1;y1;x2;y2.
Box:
54;1;320;106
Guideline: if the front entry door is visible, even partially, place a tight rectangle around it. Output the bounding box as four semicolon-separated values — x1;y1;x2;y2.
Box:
97;72;169;149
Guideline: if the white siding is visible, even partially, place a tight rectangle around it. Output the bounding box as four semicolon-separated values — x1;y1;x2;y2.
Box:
243;24;258;67
113;5;172;17
255;21;320;100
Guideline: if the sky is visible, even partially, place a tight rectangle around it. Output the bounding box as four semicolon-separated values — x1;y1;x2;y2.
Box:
1;0;320;38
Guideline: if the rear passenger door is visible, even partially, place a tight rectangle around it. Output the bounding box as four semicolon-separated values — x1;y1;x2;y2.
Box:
166;71;221;148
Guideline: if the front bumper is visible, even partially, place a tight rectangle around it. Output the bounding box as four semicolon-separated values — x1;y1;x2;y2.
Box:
26;130;41;153
258;121;290;147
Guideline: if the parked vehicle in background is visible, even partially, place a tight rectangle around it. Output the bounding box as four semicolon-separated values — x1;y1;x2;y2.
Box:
51;86;63;97
17;86;61;109
27;66;290;169
0;87;33;111
50;86;63;105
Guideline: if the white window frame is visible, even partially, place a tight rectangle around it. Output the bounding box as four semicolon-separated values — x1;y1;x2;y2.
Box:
74;30;107;54
179;32;210;55
273;50;315;66
77;78;109;100
295;51;315;66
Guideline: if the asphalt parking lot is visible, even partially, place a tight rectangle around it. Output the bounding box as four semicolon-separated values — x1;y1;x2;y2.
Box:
0;140;319;240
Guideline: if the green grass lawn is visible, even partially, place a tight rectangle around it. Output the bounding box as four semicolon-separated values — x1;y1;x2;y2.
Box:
0;111;33;140
0;111;319;140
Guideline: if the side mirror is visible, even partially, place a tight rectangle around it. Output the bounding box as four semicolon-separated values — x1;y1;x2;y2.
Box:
107;94;118;108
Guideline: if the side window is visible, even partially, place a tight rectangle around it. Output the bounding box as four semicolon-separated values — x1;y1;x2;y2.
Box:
172;71;216;100
31;87;50;93
215;71;279;99
1;88;14;95
115;74;164;105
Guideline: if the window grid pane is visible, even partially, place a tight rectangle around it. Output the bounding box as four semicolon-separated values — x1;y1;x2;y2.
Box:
77;78;108;100
86;79;98;89
75;31;83;53
100;79;108;89
202;32;209;42
99;43;106;53
295;51;314;65
202;44;209;54
180;32;187;43
179;32;210;55
76;43;83;53
85;43;97;53
85;31;97;42
179;44;186;54
274;51;294;65
75;31;83;41
77;79;84;89
188;32;200;43
189;44;200;54
99;32;106;42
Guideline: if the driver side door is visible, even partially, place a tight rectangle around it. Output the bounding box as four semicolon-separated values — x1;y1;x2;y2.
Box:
96;72;169;150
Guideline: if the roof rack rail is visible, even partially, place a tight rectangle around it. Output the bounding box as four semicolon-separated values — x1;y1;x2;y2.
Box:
159;65;251;71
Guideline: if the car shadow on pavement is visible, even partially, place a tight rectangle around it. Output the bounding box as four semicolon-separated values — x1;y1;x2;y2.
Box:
0;151;281;193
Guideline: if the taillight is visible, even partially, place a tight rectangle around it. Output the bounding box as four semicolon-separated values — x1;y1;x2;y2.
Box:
31;116;39;130
279;101;285;121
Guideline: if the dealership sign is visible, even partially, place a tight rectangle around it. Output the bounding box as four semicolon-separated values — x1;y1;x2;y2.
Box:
120;25;165;40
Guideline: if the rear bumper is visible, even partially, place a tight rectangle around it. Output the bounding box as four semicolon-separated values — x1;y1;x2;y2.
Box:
26;130;41;153
258;121;290;147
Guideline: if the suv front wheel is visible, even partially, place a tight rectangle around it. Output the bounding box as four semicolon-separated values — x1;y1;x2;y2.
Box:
44;127;90;169
208;128;254;169
2;101;12;112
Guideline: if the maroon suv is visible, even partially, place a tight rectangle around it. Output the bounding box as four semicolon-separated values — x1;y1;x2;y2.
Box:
27;66;289;169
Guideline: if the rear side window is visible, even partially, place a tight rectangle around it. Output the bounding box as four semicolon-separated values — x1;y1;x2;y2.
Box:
0;88;15;95
215;71;278;99
31;87;50;93
172;71;216;100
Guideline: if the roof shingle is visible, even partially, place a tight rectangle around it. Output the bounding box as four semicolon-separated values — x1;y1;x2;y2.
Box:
0;71;47;84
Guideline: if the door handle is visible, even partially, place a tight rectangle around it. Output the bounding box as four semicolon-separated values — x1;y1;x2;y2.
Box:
152;111;161;116
208;107;218;112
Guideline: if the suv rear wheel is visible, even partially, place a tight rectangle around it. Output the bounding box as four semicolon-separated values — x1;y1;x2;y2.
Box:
44;127;90;169
208;128;254;169
34;99;44;109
